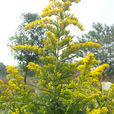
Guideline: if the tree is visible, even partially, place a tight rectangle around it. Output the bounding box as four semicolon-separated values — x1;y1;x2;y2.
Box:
77;23;114;80
8;13;46;83
1;0;112;113
0;62;7;77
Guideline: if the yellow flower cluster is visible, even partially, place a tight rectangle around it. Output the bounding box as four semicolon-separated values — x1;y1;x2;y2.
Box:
82;41;101;48
0;79;4;84
20;105;28;112
24;0;82;33
12;45;45;55
62;1;71;11
73;53;104;88
77;53;99;72
42;23;57;34
57;72;62;77
24;17;57;32
63;15;84;31
68;79;77;88
41;1;63;17
47;81;53;88
42;7;63;17
12;105;32;114
49;0;80;12
27;62;41;72
8;78;16;84
11;108;19;114
0;66;33;113
83;53;99;64
61;41;101;59
12;45;39;52
40;56;56;64
41;18;53;23
24;19;39;30
26;21;57;34
72;41;101;52
87;93;99;100
6;66;18;75
6;66;24;86
91;64;109;76
43;31;58;52
88;107;108;114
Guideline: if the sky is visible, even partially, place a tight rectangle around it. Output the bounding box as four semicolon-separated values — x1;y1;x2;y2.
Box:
0;0;114;66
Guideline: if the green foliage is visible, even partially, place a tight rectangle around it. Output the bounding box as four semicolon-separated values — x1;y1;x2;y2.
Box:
0;62;7;77
8;13;46;82
77;23;114;80
0;0;113;114
0;66;42;113
8;13;46;65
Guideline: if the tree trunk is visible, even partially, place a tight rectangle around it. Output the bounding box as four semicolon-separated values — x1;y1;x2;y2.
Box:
24;68;28;84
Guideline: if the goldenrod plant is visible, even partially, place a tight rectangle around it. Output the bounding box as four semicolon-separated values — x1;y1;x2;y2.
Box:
0;66;33;113
0;0;112;113
0;66;45;113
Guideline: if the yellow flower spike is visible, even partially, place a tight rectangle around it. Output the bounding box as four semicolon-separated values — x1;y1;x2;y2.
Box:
57;84;62;89
89;107;108;114
91;64;109;76
101;107;108;113
48;81;53;88
15;108;20;114
8;79;17;84
27;62;41;72
11;112;17;114
0;79;4;84
12;45;40;54
6;66;18;74
16;75;24;80
21;105;28;112
86;106;90;112
57;72;62;77
6;74;12;79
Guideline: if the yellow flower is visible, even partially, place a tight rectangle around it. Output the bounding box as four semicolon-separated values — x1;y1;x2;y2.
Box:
27;62;41;72
21;105;28;112
17;75;24;80
91;64;109;76
101;107;108;113
0;79;4;84
8;79;17;85
57;72;62;77
11;112;16;114
6;66;18;74
6;74;12;79
48;81;53;88
12;45;39;54
86;106;90;112
89;107;108;114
